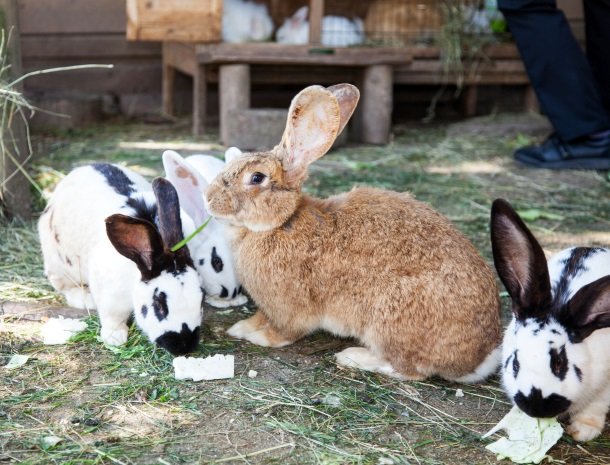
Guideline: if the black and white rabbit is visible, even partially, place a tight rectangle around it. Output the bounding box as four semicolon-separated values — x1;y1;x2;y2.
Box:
38;163;204;355
490;198;610;441
162;150;247;308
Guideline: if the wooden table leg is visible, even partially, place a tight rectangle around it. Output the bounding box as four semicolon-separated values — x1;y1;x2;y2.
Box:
361;65;392;145
219;64;250;145
462;85;478;117
524;84;539;113
193;64;207;136
162;62;175;117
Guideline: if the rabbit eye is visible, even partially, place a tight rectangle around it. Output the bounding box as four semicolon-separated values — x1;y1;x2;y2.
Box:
549;345;568;380
250;172;266;185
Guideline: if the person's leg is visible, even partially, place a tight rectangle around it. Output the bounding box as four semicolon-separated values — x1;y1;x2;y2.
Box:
499;0;609;140
583;0;610;117
497;0;610;168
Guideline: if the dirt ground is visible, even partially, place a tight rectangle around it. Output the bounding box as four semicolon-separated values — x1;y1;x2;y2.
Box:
1;113;609;464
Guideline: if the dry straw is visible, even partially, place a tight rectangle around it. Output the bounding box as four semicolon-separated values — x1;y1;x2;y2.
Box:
0;28;113;203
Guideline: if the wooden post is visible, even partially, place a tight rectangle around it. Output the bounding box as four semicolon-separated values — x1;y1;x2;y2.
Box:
219;64;250;145
162;43;176;117
462;85;478;117
524;85;540;113
193;64;207;136
361;65;393;145
0;0;32;219
309;0;324;45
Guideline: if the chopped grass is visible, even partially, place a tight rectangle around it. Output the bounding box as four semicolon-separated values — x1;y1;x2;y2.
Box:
1;116;609;464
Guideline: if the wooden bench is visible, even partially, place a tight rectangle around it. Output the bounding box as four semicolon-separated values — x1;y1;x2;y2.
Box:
396;43;536;116
162;42;412;145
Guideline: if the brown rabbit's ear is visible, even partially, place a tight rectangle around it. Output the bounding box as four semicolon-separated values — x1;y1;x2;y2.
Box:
326;84;360;136
280;85;341;184
490;198;552;320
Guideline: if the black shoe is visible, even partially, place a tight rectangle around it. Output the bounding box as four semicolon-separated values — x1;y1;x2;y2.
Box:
514;133;610;169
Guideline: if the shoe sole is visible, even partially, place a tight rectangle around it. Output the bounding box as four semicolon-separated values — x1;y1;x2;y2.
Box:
515;153;610;170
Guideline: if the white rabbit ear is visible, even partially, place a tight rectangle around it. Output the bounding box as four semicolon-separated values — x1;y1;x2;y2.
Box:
162;150;210;227
224;146;242;163
280;85;341;184
293;6;309;22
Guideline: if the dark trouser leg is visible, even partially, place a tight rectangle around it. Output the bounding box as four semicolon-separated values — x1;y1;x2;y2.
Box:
584;0;610;116
498;0;610;141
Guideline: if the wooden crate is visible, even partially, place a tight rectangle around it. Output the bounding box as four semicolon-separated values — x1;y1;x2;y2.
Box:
126;0;222;42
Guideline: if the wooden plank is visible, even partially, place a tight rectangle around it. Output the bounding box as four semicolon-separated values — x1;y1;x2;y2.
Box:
22;61;162;93
1;0;31;219
21;34;160;59
194;43;412;66
163;41;197;75
126;0;222;42
0;300;90;321
18;0;126;34
407;43;521;60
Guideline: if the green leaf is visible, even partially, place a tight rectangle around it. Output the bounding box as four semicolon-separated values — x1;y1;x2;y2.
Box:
170;217;212;252
40;435;62;451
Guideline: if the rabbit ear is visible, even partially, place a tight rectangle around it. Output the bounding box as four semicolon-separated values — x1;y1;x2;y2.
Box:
560;275;610;342
105;214;164;280
224;146;242;163
152;177;194;266
326;84;360;136
490;198;552;320
162;150;210;227
293;5;309;22
280;85;341;184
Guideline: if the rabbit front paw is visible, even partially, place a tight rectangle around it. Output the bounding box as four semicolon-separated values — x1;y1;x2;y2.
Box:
567;415;604;442
335;347;404;378
101;325;129;347
226;313;292;348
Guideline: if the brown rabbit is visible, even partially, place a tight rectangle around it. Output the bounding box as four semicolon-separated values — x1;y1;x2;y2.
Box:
206;84;502;382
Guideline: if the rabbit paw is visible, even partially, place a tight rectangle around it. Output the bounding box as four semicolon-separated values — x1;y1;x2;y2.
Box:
335;347;402;378
567;416;604;442
101;325;129;347
206;293;248;308
227;317;292;348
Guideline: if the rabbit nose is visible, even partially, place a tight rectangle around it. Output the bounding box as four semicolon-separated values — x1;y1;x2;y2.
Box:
155;323;201;355
514;387;571;418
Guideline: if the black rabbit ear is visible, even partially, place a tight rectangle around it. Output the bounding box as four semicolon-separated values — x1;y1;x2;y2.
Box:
105;214;164;281
152;177;193;267
560;275;610;342
490;199;552;320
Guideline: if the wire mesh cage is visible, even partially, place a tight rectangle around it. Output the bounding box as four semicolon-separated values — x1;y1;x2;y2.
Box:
363;0;442;46
219;0;504;47
361;0;503;47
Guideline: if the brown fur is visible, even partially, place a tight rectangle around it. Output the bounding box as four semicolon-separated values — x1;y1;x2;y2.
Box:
206;84;501;381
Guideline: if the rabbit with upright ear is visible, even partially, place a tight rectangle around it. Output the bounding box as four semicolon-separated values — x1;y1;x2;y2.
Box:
205;83;502;382
162;150;247;308
38;164;204;355
276;6;365;47
490;198;610;441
